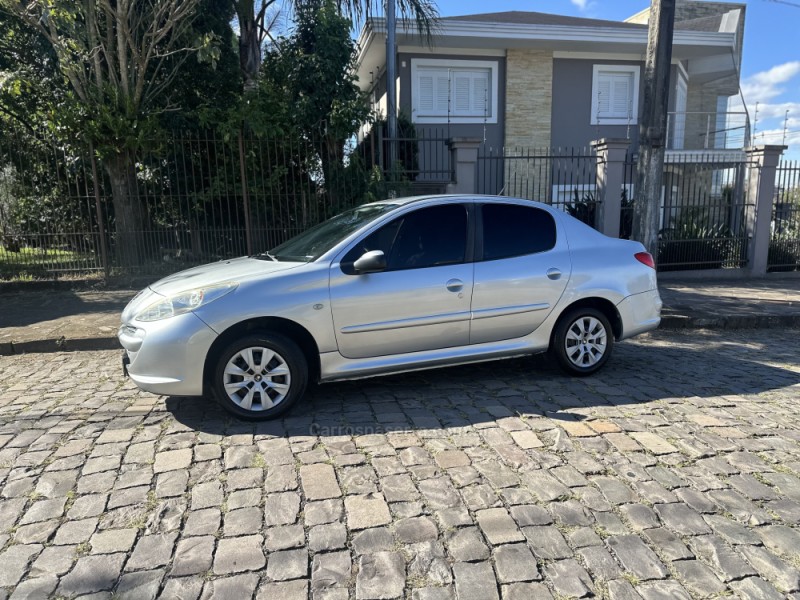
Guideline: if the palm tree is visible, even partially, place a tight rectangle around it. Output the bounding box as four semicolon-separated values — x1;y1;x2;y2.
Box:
233;0;439;91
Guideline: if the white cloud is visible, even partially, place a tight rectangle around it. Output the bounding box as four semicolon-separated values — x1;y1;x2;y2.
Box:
571;0;589;10
740;61;800;105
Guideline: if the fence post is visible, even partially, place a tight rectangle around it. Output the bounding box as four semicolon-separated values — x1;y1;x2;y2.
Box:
89;144;110;278
237;128;253;256
746;145;787;276
446;138;482;195
591;138;630;237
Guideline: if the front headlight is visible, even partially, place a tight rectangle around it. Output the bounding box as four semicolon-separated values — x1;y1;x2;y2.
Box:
135;282;238;322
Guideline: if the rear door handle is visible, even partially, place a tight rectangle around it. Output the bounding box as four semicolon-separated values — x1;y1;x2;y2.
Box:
446;279;464;292
546;268;562;280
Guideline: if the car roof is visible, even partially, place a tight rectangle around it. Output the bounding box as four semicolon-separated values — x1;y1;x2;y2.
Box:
368;194;550;208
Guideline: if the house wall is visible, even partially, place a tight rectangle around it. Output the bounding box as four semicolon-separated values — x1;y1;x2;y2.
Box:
550;59;680;151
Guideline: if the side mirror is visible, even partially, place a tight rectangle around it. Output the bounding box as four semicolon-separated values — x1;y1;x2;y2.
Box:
353;250;387;274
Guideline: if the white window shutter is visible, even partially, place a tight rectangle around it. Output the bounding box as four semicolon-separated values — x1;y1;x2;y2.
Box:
611;75;631;118
453;76;471;113
418;76;434;112
435;75;450;113
596;78;612;116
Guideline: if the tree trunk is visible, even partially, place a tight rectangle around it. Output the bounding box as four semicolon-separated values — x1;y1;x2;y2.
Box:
239;17;262;91
104;150;148;267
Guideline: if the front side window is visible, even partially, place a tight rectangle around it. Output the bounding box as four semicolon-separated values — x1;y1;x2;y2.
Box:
481;203;556;261
411;59;498;124
343;204;468;273
591;65;640;125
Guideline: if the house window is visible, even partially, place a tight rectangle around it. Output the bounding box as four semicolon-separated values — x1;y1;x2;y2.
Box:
591;65;640;125
411;59;498;124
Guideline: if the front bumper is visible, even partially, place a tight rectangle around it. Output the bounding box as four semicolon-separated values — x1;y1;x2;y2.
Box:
118;312;218;396
617;288;662;340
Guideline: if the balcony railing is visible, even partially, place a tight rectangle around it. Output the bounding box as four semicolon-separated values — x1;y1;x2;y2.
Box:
667;111;750;151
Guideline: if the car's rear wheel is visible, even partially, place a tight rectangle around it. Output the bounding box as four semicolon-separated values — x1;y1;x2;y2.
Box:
551;308;613;376
213;333;307;420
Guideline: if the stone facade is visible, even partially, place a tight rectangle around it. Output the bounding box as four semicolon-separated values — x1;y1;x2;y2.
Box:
504;50;554;199
504;49;553;151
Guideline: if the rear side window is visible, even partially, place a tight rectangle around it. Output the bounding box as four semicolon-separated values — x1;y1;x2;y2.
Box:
481;203;556;260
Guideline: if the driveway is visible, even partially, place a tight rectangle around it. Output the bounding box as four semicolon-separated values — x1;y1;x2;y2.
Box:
1;328;799;599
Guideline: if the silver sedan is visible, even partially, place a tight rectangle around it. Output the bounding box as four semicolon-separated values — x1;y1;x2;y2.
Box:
119;195;662;420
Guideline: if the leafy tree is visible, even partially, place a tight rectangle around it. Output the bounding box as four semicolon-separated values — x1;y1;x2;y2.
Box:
1;0;219;264
233;0;439;91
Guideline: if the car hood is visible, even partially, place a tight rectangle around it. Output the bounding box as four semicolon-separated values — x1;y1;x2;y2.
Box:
149;256;304;297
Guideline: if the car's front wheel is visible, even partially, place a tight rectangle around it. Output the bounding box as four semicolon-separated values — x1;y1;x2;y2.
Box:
551;308;613;376
213;332;307;420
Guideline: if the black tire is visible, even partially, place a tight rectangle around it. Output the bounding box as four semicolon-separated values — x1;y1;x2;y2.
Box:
212;332;308;420
551;307;614;376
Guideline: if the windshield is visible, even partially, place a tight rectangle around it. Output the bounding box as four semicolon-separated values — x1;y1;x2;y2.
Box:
262;203;397;262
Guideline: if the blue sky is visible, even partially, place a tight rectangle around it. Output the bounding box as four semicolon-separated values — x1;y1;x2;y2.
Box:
432;0;800;157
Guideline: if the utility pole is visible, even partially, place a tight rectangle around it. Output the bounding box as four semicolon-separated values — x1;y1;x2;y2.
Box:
386;0;398;174
633;0;677;259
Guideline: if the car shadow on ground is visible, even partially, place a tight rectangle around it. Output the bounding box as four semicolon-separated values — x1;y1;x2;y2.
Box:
165;330;800;437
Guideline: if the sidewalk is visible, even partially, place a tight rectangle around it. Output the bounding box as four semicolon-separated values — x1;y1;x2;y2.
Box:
1;277;799;355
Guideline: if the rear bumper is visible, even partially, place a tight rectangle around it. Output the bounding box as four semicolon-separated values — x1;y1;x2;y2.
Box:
617;289;662;340
118;312;217;396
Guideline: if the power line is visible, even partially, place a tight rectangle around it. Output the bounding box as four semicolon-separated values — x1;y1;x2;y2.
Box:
764;0;800;8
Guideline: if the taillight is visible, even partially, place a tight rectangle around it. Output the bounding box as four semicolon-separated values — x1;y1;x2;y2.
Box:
635;252;655;269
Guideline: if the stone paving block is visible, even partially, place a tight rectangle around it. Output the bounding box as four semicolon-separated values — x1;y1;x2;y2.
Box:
446;527;489;562
356;552;405;599
19;498;66;525
493;543;539;583
738;544;800;593
578;545;622;582
264;491;301;526
267;548;308;581
395;516;438;544
256;579;309;600
56;553;126;597
171;536;215;576
688;535;757;582
673;559;727;597
200;573;260;600
452;561;499;600
729;576;785;600
522;470;570;502
265;524;306;551
214;534;266;575
642;528;694;561
190;481;223;510
300;463;342;500
510;504;552;527
29;545;75;578
0;544;43;587
311;550;351;592
522;526;572;560
126;532;178;570
309;522;347;552
544;558;594;598
346;493;392;530
756;524;800;558
52;517;98;545
475;507;524;545
654;503;711;536
8;574;58;600
153;448;191;473
115;569;164;600
89;528;137;554
607;535;668;581
703;514;759;545
353;527;395;555
636;580;691;600
501;582;553;600
304;499;342;526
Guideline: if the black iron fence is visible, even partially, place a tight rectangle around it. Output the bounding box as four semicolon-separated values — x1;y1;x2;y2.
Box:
624;153;753;271
0;126;452;279
477;146;599;224
770;159;800;272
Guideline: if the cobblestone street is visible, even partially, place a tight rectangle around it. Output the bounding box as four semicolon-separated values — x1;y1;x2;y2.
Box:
1;328;800;599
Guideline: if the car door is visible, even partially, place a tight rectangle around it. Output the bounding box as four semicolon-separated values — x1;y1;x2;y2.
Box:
470;202;570;345
329;203;474;360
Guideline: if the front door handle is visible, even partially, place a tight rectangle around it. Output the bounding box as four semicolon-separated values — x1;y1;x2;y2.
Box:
546;268;562;280
446;279;464;292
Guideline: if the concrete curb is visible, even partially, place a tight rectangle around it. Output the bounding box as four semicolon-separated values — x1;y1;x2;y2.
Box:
3;314;799;356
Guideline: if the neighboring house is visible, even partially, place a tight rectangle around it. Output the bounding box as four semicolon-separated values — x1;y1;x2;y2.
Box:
355;0;747;199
